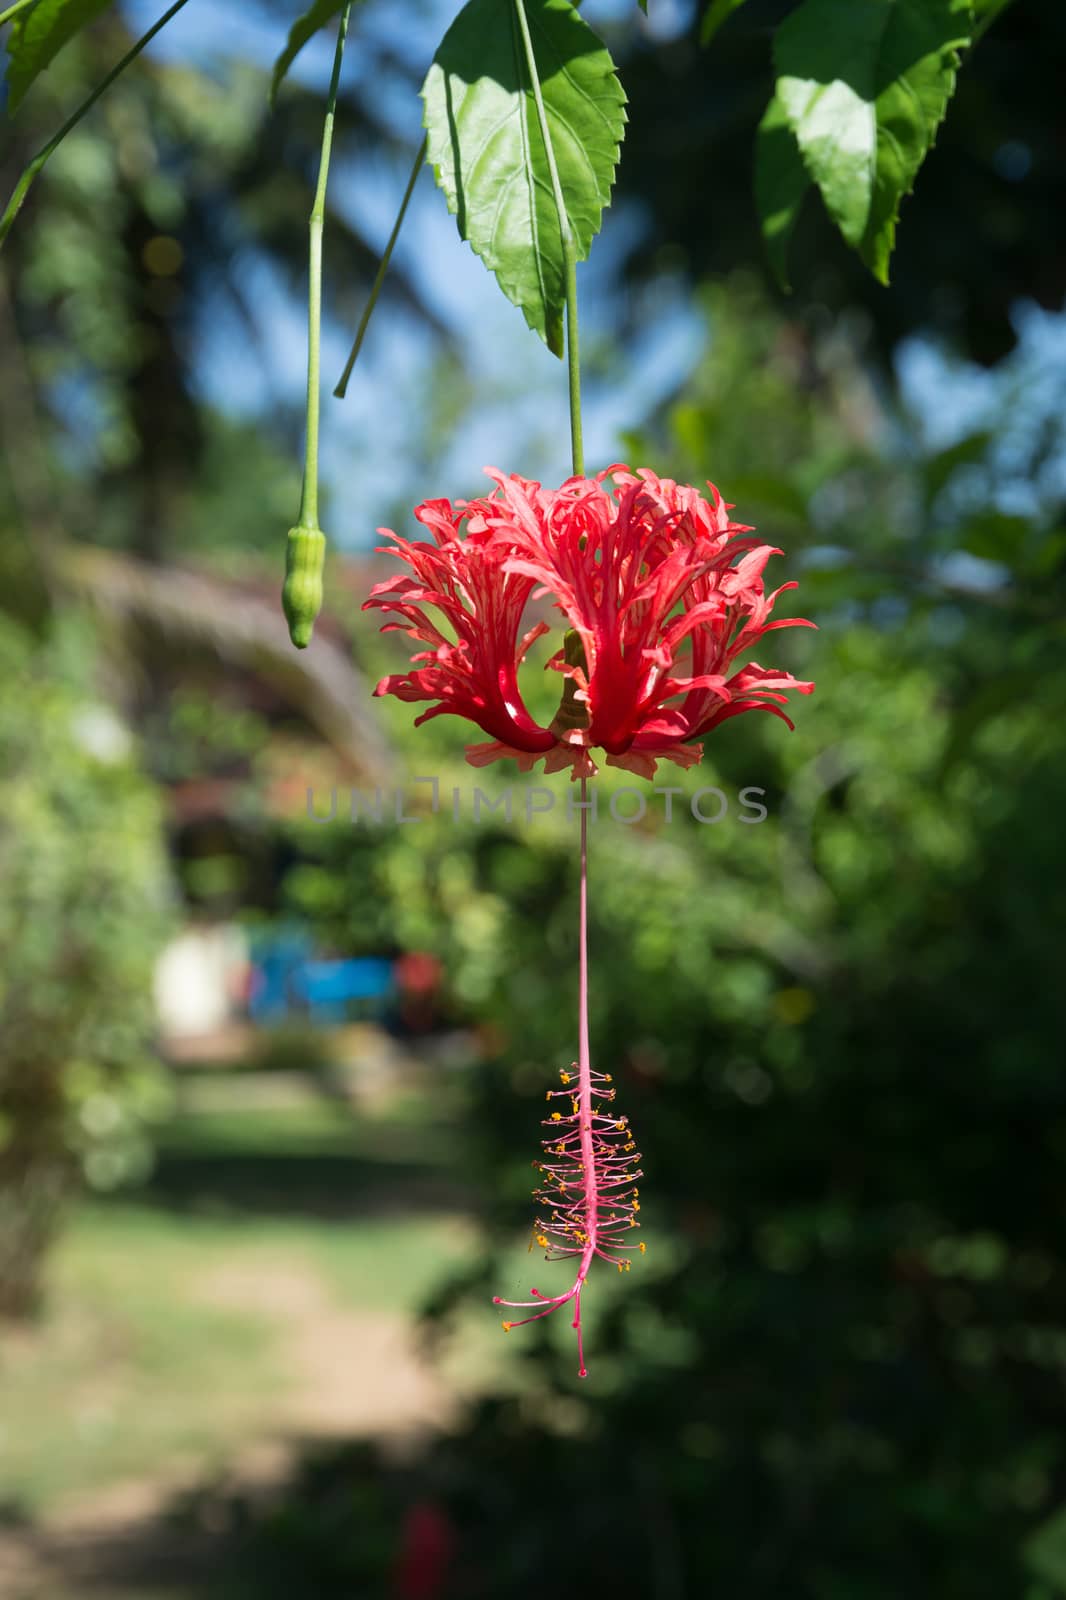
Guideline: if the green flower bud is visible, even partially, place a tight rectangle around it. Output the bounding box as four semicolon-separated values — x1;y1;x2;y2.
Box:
282;524;326;648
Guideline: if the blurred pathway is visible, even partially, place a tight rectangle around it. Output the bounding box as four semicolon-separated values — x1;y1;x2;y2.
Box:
0;1249;464;1598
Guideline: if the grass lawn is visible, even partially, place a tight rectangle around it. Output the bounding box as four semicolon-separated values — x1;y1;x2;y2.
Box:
0;1086;492;1518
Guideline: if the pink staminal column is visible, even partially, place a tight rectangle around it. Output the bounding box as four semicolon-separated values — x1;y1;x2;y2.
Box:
493;779;645;1377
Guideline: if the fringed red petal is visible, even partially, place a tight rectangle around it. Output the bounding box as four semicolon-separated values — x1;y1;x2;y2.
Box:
366;466;814;776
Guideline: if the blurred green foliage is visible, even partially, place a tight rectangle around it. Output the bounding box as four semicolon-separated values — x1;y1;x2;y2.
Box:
0;616;174;1314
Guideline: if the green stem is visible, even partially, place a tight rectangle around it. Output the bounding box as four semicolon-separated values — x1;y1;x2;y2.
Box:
0;0;37;29
334;135;426;399
0;0;191;250
512;0;583;477
298;1;352;528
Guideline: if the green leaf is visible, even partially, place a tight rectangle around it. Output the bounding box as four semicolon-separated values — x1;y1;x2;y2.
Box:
754;88;810;291
422;0;626;356
773;0;972;283
5;0;114;115
270;0;355;106
700;0;750;47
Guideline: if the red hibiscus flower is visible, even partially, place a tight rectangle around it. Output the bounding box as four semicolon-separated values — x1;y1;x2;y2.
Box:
365;466;813;779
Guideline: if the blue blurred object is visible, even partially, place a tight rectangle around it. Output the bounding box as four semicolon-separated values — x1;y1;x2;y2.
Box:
247;926;396;1024
246;927;314;1023
291;958;396;1023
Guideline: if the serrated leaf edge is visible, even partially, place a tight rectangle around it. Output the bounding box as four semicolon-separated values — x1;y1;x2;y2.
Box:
421;0;625;353
862;43;963;283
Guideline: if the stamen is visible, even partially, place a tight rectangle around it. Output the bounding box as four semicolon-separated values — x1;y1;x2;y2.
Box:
493;777;645;1376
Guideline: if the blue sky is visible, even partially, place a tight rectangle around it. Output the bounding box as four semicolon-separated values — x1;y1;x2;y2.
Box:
120;0;704;550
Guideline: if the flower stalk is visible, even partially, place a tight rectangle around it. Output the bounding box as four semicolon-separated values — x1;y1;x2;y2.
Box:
512;0;583;476
334;135;427;399
283;2;351;649
0;0;38;29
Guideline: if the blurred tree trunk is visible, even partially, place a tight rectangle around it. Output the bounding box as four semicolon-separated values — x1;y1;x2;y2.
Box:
0;279;56;634
0;1062;73;1317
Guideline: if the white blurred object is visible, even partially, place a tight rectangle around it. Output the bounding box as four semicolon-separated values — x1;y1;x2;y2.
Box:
154;923;249;1038
70;704;133;764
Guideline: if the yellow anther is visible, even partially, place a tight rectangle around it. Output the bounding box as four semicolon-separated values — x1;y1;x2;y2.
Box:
605;1074;613;1082
537;1234;549;1247
502;1321;512;1332
625;1141;635;1151
617;1261;624;1273
615;1119;625;1130
633;1189;639;1197
639;1241;647;1254
560;1071;571;1084
546;1091;552;1101
633;1201;641;1212
551;1112;562;1122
